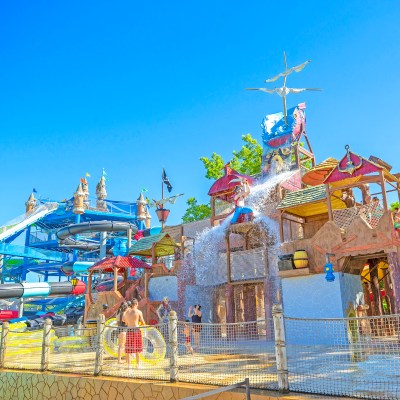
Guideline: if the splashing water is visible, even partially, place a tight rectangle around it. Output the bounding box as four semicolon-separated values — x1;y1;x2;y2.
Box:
188;170;299;297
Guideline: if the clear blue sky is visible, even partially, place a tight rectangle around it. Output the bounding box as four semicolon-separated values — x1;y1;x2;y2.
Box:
1;1;400;226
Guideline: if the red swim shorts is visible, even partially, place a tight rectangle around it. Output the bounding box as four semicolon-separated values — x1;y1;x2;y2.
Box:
125;329;143;354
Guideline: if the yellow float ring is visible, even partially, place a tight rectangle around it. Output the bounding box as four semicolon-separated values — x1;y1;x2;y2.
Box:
104;318;166;365
55;336;90;352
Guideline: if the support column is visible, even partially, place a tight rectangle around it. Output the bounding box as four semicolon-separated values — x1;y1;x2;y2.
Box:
272;304;289;393
388;253;400;314
99;231;107;259
225;232;231;283
94;314;105;376
168;310;178;382
325;184;333;221
40;319;52;372
0;321;9;369
379;170;388;211
226;284;235;323
21;225;31;281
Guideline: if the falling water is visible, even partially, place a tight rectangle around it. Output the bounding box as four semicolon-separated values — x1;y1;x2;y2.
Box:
189;169;298;301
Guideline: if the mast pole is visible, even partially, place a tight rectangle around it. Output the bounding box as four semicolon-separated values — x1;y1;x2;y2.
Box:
161;168;165;229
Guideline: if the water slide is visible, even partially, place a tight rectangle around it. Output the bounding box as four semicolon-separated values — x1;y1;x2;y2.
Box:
0;203;58;243
0;281;86;299
55;220;138;241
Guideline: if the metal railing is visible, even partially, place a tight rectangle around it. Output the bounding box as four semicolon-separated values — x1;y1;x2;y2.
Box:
1;309;400;399
181;378;250;400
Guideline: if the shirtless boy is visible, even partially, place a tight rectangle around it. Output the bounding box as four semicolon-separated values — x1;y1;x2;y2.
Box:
123;298;145;369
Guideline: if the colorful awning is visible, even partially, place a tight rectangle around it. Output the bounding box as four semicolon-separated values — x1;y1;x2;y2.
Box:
89;255;151;273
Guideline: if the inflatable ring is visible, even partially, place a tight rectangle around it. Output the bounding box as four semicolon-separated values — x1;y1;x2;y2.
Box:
6;330;56;355
104;318;166;365
55;336;91;352
8;322;28;332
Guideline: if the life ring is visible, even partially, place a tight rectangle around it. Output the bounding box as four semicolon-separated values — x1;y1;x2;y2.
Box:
6;330;56;355
104;318;166;365
55;336;91;352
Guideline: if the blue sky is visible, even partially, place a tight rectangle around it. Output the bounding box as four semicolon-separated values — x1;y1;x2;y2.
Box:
1;1;400;226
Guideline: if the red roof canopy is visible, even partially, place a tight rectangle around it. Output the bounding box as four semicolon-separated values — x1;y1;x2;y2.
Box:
89;255;152;274
208;164;254;202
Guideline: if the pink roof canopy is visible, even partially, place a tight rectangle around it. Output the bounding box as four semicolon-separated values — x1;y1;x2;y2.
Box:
208;164;254;202
324;146;382;184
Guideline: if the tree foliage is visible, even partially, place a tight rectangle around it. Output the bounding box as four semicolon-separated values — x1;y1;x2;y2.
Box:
390;201;400;211
200;134;262;179
199;152;225;180
182;197;211;223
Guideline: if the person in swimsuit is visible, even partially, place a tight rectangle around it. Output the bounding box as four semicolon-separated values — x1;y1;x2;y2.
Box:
156;296;172;324
183;319;194;354
116;302;128;364
393;207;400;238
230;178;253;224
123;298;145;370
188;304;202;349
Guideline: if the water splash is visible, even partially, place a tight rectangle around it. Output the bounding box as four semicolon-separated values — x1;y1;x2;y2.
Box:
188;170;298;301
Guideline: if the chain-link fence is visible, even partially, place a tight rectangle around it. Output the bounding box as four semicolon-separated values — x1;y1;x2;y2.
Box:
176;319;278;389
101;322;170;381
285;314;400;399
1;311;400;399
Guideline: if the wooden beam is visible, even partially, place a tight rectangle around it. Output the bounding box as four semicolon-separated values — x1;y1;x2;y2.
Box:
226;233;232;284
229;279;264;286
279;212;284;242
380;170;388;211
151;243;157;264
298;146;314;159
325;184;333;221
113;266;118;292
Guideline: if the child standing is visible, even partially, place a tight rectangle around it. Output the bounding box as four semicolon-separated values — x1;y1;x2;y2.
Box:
183;319;194;355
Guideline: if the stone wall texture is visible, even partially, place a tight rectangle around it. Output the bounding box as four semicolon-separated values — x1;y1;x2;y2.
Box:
0;370;348;400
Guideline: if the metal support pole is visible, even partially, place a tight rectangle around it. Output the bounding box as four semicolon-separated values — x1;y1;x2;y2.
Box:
94;314;105;376
272;304;289;393
0;321;9;368
169;310;178;382
245;377;251;400
40;318;52;372
99;231;107;259
127;228;132;249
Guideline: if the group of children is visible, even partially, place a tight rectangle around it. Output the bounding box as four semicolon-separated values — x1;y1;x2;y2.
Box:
115;302;203;366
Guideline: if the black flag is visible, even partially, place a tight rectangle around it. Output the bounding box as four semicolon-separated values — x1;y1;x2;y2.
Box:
162;168;173;193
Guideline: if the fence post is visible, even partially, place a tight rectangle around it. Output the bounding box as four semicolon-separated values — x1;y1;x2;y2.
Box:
244;377;251;400
94;314;105;376
272;304;289;393
0;321;9;368
168;310;178;382
41;318;52;371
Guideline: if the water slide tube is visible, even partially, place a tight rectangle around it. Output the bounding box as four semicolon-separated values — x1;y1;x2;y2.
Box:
55;221;138;241
0;281;86;299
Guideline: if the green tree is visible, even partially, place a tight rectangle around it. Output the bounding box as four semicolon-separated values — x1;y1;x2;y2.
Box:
200;134;262;179
390;201;400;211
199;152;225;180
182;197;211;223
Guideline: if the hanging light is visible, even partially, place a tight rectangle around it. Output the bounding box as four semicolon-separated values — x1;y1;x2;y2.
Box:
156;208;170;224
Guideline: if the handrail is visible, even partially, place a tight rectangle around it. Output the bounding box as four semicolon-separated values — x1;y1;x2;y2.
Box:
180;378;250;400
